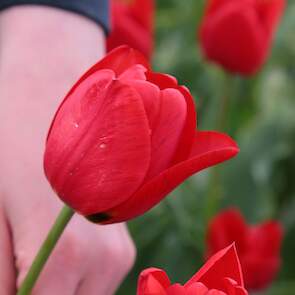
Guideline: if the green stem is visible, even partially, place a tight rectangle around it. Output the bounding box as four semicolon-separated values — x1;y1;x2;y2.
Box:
17;205;75;295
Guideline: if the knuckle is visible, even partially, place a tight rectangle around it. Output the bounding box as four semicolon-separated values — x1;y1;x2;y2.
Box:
56;231;87;268
102;234;137;273
16;231;87;289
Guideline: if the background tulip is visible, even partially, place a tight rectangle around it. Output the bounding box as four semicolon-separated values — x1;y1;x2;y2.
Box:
206;208;283;290
137;244;248;294
118;1;295;293
107;0;154;59
199;0;285;75
44;46;239;224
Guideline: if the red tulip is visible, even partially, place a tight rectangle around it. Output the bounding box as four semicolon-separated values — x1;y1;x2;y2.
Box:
107;0;154;59
137;244;248;294
199;0;285;75
206;208;283;290
44;46;239;224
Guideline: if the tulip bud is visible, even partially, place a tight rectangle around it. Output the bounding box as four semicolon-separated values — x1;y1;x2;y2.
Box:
199;0;285;75
44;46;239;224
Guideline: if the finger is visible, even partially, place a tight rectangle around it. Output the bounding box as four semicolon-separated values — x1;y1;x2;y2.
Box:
76;271;120;295
14;210;89;295
0;201;16;295
76;223;136;295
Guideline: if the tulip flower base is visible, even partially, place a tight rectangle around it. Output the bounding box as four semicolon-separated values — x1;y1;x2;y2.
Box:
17;206;74;295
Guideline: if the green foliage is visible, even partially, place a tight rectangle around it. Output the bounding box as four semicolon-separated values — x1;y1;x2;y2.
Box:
118;1;295;294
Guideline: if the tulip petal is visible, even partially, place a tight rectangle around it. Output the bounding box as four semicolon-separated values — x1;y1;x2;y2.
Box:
107;0;154;59
124;79;161;129
45;69;115;180
92;45;150;76
241;221;283;289
171;85;198;165
241;253;280;290
122;80;189;179
119;64;148;81
185;244;244;291
131;0;154;31
107;15;153;59
146;72;178;89
255;0;286;35
45;75;151;215
145;88;187;179
200;3;267;75
186;282;208;295
105;130;239;223
223;278;248;295
166;284;186;295
118;65;163;130
206;208;248;258
206;290;227;295
146;72;197;164
137;268;170;295
249;221;283;256
46;47;149;135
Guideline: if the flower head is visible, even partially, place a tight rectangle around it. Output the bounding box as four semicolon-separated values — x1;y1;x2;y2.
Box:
199;0;285;75
137;244;248;294
44;46;239;224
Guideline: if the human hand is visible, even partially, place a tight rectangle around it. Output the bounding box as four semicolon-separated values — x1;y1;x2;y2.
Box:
0;6;135;294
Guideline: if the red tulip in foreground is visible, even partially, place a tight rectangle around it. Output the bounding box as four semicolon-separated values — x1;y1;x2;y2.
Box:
44;46;239;224
199;0;285;75
107;0;154;59
206;208;283;290
137;244;248;294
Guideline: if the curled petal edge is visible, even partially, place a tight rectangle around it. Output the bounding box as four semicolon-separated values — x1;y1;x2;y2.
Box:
185;244;244;291
137;267;171;295
98;131;239;223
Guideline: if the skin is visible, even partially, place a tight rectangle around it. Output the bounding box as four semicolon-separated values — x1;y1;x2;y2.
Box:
0;5;136;295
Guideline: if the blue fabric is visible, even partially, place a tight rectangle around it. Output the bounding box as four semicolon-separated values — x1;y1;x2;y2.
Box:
0;0;109;34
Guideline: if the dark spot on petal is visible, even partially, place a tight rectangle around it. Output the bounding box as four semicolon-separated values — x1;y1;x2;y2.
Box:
86;212;112;223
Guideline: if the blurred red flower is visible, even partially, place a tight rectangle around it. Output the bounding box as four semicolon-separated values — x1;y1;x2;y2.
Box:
199;0;285;75
107;0;154;59
206;208;283;290
44;46;239;224
137;244;248;294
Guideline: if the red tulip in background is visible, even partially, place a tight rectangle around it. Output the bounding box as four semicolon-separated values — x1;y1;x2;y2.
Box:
107;0;154;59
206;208;283;290
199;0;285;75
44;46;239;224
137;244;248;294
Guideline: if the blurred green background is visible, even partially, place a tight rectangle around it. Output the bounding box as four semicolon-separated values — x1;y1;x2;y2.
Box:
118;1;295;294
